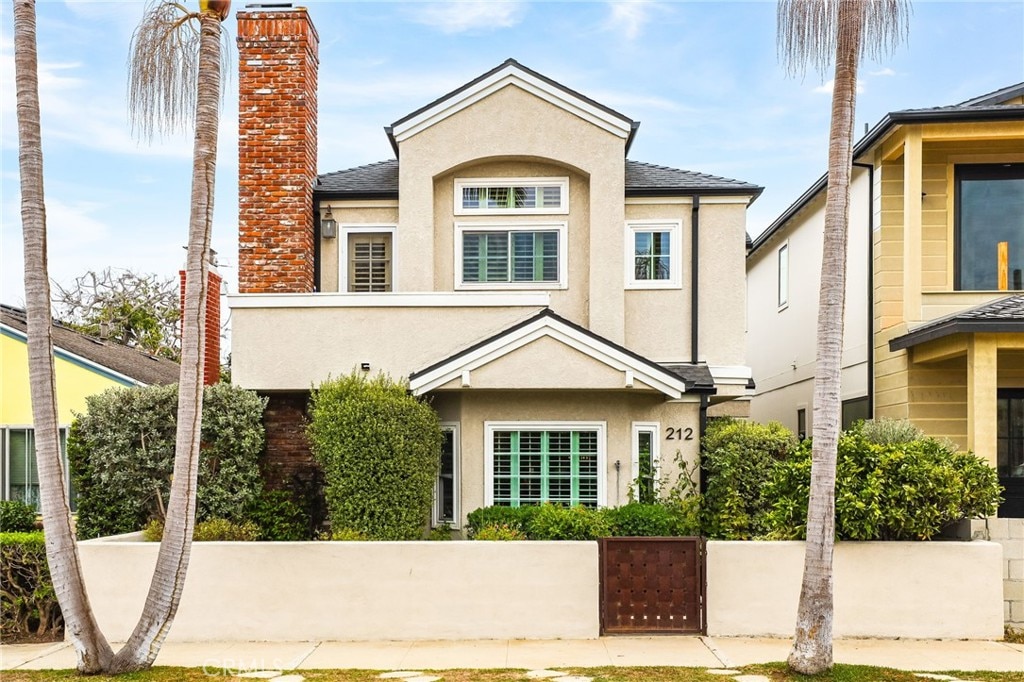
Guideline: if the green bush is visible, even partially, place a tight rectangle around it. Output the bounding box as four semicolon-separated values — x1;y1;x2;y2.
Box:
308;373;442;541
466;505;541;538
701;418;798;539
245;490;311;541
427;523;453;540
603;502;690;537
69;383;267;539
0;500;37;532
473;523;526;541
527;503;610;540
329;528;369;541
764;424;1002;540
142;518;261;541
0;532;62;641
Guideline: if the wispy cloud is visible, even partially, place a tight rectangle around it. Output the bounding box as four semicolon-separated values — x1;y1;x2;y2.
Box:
604;1;659;41
870;67;897;77
813;79;865;95
406;1;526;35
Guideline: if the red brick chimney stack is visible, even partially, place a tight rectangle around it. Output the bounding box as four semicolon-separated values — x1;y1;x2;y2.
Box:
180;266;223;385
237;6;320;293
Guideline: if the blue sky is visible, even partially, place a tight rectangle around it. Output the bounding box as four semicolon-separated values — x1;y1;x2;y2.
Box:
1;0;1022;306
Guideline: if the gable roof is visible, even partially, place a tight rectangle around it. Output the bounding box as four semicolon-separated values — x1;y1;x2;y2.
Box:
889;295;1024;352
407;308;711;398
748;82;1024;257
316;158;761;200
385;59;638;156
0;304;180;387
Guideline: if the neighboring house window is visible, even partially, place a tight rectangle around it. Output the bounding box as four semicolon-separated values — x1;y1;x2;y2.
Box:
956;164;1024;291
797;408;807;441
456;223;567;289
2;427;73;511
455;177;568;215
841;397;870;431
625;221;682;289
631;423;660;503
342;226;395;292
485;422;605;508
778;243;789;308
433;424;460;528
998;389;1024;518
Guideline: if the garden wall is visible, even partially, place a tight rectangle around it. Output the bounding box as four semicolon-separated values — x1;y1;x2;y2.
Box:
706;540;1003;639
78;536;1003;641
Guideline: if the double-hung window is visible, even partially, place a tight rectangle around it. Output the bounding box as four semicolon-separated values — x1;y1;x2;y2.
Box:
457;223;567;289
485;422;605;508
956;164;1024;291
342;226;395;292
456;178;568;215
625;220;682;289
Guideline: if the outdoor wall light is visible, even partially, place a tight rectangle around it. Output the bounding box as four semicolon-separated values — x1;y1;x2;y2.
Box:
360;362;371;371
321;207;337;239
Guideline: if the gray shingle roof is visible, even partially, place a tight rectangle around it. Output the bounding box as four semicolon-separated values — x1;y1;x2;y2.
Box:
316;159;761;199
889;295;1024;352
1;304;180;386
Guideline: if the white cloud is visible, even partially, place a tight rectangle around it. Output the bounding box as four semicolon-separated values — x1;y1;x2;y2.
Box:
813;79;866;95
604;0;658;41
870;67;897;77
406;1;526;35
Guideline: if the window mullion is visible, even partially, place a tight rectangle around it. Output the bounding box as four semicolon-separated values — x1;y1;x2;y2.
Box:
540;431;550;503
511;431;520;507
570;431;580;506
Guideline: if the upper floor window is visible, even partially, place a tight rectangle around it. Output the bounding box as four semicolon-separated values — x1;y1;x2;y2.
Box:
625;220;682;289
455;177;568;215
956;164;1024;291
778;242;790;308
342;226;395;292
456;223;568;289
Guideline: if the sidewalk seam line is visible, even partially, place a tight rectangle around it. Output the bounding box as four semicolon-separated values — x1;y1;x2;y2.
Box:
699;636;735;669
287;641;320;670
8;642;72;670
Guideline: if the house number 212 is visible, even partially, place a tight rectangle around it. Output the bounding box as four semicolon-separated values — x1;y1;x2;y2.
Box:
666;427;694;441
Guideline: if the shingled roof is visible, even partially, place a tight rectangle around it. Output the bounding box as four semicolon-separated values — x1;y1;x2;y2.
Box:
316;158;762;200
889;295;1024;352
1;304;180;386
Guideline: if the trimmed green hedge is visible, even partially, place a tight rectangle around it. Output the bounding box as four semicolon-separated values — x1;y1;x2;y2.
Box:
0;532;62;641
0;500;37;533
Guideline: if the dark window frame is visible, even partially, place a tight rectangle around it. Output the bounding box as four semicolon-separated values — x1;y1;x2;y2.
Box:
954;163;1024;292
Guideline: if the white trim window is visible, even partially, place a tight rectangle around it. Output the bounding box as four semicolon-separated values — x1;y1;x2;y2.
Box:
455;177;568;215
341;225;397;292
433;423;460;528
630;422;660;503
455;222;568;289
777;242;789;309
2;426;73;511
484;421;606;508
625;220;682;289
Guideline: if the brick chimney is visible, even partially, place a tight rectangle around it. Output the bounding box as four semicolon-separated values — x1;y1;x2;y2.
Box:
180;267;223;385
237;6;319;293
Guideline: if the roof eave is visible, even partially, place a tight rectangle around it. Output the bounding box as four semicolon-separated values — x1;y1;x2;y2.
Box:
889;319;1024;352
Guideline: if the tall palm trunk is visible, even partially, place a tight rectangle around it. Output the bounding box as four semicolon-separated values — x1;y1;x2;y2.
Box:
110;9;222;673
12;0;114;672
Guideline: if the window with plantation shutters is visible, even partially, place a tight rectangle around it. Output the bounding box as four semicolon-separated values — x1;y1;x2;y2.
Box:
2;427;73;510
347;232;392;292
457;223;566;289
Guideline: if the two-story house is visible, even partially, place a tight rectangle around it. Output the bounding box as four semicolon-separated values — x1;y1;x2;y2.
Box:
747;83;1024;625
228;6;761;529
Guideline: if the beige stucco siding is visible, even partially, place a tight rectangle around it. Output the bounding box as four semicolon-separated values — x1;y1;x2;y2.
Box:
318;204;400;293
699;201;749;367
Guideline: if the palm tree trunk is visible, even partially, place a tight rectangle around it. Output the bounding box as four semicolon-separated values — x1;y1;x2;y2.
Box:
787;0;863;675
110;10;221;673
12;0;115;672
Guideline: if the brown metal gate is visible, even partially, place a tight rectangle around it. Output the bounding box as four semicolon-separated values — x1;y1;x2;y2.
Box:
598;537;705;635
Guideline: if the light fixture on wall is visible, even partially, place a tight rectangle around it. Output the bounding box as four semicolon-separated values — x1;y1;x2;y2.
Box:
321;206;337;239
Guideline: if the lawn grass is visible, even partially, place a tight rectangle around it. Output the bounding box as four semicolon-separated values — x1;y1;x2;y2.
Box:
1;665;1020;681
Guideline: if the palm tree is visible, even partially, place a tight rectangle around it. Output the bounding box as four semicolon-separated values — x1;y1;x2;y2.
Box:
12;0;115;672
108;0;230;672
777;0;908;674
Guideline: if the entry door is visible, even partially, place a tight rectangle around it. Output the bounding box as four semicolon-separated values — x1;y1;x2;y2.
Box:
999;390;1024;518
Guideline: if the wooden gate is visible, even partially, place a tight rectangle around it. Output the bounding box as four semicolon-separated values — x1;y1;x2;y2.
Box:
598;537;704;635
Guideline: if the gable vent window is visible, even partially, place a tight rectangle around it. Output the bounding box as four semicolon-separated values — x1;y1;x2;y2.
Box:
342;226;395;292
456;177;568;215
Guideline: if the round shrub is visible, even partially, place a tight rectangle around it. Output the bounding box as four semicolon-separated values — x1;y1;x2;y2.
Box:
527;503;610;540
245;490;311;541
329;528;369;541
466;504;541;538
193;518;260;542
604;502;690;537
0;500;37;532
308;373;442;541
473;523;526;541
69;383;267;539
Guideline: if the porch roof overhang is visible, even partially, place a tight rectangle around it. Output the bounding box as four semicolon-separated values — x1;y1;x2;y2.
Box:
889;295;1024;352
407;309;697;398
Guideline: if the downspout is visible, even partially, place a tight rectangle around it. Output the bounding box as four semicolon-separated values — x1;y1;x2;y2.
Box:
852;161;874;419
698;393;709;495
691;196;701;364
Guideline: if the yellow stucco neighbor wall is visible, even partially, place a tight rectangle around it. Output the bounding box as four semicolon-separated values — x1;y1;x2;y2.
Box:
1;331;133;426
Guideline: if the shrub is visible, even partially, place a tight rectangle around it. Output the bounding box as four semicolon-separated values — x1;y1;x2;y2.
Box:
330;528;369;541
701;418;798;539
142;518;261;541
141;519;164;542
473;524;526;541
466;505;541;538
0;500;37;533
427;523;453;540
527;503;610;540
245;490;311;541
69;383;267;539
764;425;1002;540
603;503;688;537
308;373;442;541
0;532;62;641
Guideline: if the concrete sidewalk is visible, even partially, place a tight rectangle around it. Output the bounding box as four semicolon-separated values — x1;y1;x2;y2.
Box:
2;637;1022;674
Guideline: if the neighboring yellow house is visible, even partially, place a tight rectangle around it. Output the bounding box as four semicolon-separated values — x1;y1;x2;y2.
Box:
0;304;179;507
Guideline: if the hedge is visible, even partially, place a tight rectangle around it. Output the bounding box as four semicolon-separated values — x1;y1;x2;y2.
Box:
0;532;62;641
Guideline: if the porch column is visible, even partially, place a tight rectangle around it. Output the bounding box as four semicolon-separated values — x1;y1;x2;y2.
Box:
967;335;998;467
902;127;923;324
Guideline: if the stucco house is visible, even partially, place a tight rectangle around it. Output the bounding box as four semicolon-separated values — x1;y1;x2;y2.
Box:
228;6;761;529
0;304;180;508
745;83;1024;625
